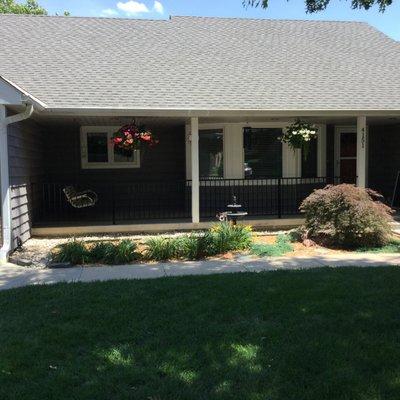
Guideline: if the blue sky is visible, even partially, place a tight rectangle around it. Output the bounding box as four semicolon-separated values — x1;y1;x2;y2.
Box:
41;0;400;40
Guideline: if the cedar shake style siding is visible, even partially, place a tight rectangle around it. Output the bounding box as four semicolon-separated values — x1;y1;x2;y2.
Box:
8;120;45;246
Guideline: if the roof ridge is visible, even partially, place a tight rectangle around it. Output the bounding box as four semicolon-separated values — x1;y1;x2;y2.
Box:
171;15;367;24
0;13;367;25
0;13;169;22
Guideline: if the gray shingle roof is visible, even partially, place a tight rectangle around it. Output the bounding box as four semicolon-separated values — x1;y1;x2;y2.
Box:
0;14;399;111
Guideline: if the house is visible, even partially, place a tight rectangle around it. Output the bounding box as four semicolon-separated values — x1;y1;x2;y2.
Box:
1;14;400;261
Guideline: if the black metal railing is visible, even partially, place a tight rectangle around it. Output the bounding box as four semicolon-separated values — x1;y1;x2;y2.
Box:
31;180;192;225
199;176;341;218
31;176;341;226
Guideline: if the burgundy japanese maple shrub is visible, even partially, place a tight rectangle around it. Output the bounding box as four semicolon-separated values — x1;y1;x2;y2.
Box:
300;184;393;248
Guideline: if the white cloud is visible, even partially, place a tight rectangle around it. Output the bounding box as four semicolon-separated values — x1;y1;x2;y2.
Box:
117;0;150;15
101;8;119;17
153;1;164;14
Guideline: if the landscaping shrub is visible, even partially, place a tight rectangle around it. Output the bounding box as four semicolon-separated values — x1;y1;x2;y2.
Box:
89;242;115;262
251;234;294;257
300;184;393;248
102;240;138;264
144;237;179;261
209;222;252;254
176;232;214;260
52;240;91;265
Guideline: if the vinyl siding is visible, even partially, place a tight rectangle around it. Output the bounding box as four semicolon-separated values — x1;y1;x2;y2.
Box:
8;119;46;246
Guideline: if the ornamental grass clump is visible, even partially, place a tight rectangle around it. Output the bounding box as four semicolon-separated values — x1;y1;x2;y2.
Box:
102;240;139;264
52;240;91;265
209;222;252;254
300;184;393;248
176;232;214;260
144;237;179;261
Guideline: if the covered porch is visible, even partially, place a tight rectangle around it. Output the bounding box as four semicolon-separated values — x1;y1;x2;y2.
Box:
20;112;399;235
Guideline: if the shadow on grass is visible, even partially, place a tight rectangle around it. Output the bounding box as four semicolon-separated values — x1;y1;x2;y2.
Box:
1;268;400;399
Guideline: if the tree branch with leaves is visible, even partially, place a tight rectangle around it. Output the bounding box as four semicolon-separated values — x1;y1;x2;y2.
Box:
244;0;393;13
0;0;69;16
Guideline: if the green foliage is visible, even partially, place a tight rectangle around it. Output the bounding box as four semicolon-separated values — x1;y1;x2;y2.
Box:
0;0;47;15
176;233;214;260
89;242;115;263
107;240;138;264
357;238;400;253
144;237;178;261
244;0;392;13
144;224;252;262
300;184;393;248
52;240;91;265
53;239;138;265
209;222;253;254
251;234;294;257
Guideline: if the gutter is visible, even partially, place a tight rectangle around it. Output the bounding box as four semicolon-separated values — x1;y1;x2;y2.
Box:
0;103;34;263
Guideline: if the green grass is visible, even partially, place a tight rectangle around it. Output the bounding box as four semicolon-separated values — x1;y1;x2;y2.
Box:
2;268;400;399
250;234;294;257
357;238;400;253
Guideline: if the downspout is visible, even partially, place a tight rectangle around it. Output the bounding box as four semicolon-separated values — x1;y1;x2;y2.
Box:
0;103;34;263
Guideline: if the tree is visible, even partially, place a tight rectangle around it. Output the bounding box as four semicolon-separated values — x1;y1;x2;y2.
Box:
0;0;69;15
244;0;393;13
0;0;47;14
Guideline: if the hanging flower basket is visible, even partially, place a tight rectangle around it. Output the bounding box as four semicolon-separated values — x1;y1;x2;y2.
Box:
112;122;159;157
280;119;318;159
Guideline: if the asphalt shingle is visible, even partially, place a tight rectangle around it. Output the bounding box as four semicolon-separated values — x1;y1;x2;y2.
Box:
0;14;399;111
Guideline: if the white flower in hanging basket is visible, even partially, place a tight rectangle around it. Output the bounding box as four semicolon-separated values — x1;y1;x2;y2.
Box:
280;119;318;159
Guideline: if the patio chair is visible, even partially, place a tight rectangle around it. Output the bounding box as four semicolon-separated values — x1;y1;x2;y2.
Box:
63;186;98;208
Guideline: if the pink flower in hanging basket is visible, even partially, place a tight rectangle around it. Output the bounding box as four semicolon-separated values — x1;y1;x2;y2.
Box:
112;123;158;152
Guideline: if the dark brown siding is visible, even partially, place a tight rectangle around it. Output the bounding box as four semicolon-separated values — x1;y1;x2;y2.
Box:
8;119;45;246
368;124;400;199
44;124;186;182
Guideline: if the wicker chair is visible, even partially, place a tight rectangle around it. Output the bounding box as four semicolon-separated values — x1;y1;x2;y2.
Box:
63;186;98;208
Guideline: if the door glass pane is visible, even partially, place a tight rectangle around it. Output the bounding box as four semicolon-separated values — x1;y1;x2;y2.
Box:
114;148;138;163
87;132;108;163
340;159;357;183
340;132;356;157
199;129;224;178
243;128;282;178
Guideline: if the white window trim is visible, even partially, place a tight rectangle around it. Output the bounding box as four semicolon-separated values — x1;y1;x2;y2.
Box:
80;126;140;169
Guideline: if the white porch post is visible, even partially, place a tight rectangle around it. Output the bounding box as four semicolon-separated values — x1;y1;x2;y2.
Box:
356;116;368;188
317;124;327;176
0;105;11;262
190;117;200;223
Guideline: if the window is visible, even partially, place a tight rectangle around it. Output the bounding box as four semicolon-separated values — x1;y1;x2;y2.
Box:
243;128;282;178
301;139;317;178
80;126;140;169
199;129;224;178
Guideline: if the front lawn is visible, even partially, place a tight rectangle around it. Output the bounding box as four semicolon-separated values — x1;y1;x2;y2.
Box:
1;268;400;399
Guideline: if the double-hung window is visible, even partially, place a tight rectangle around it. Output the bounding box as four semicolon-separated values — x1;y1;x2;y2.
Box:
80;126;140;169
